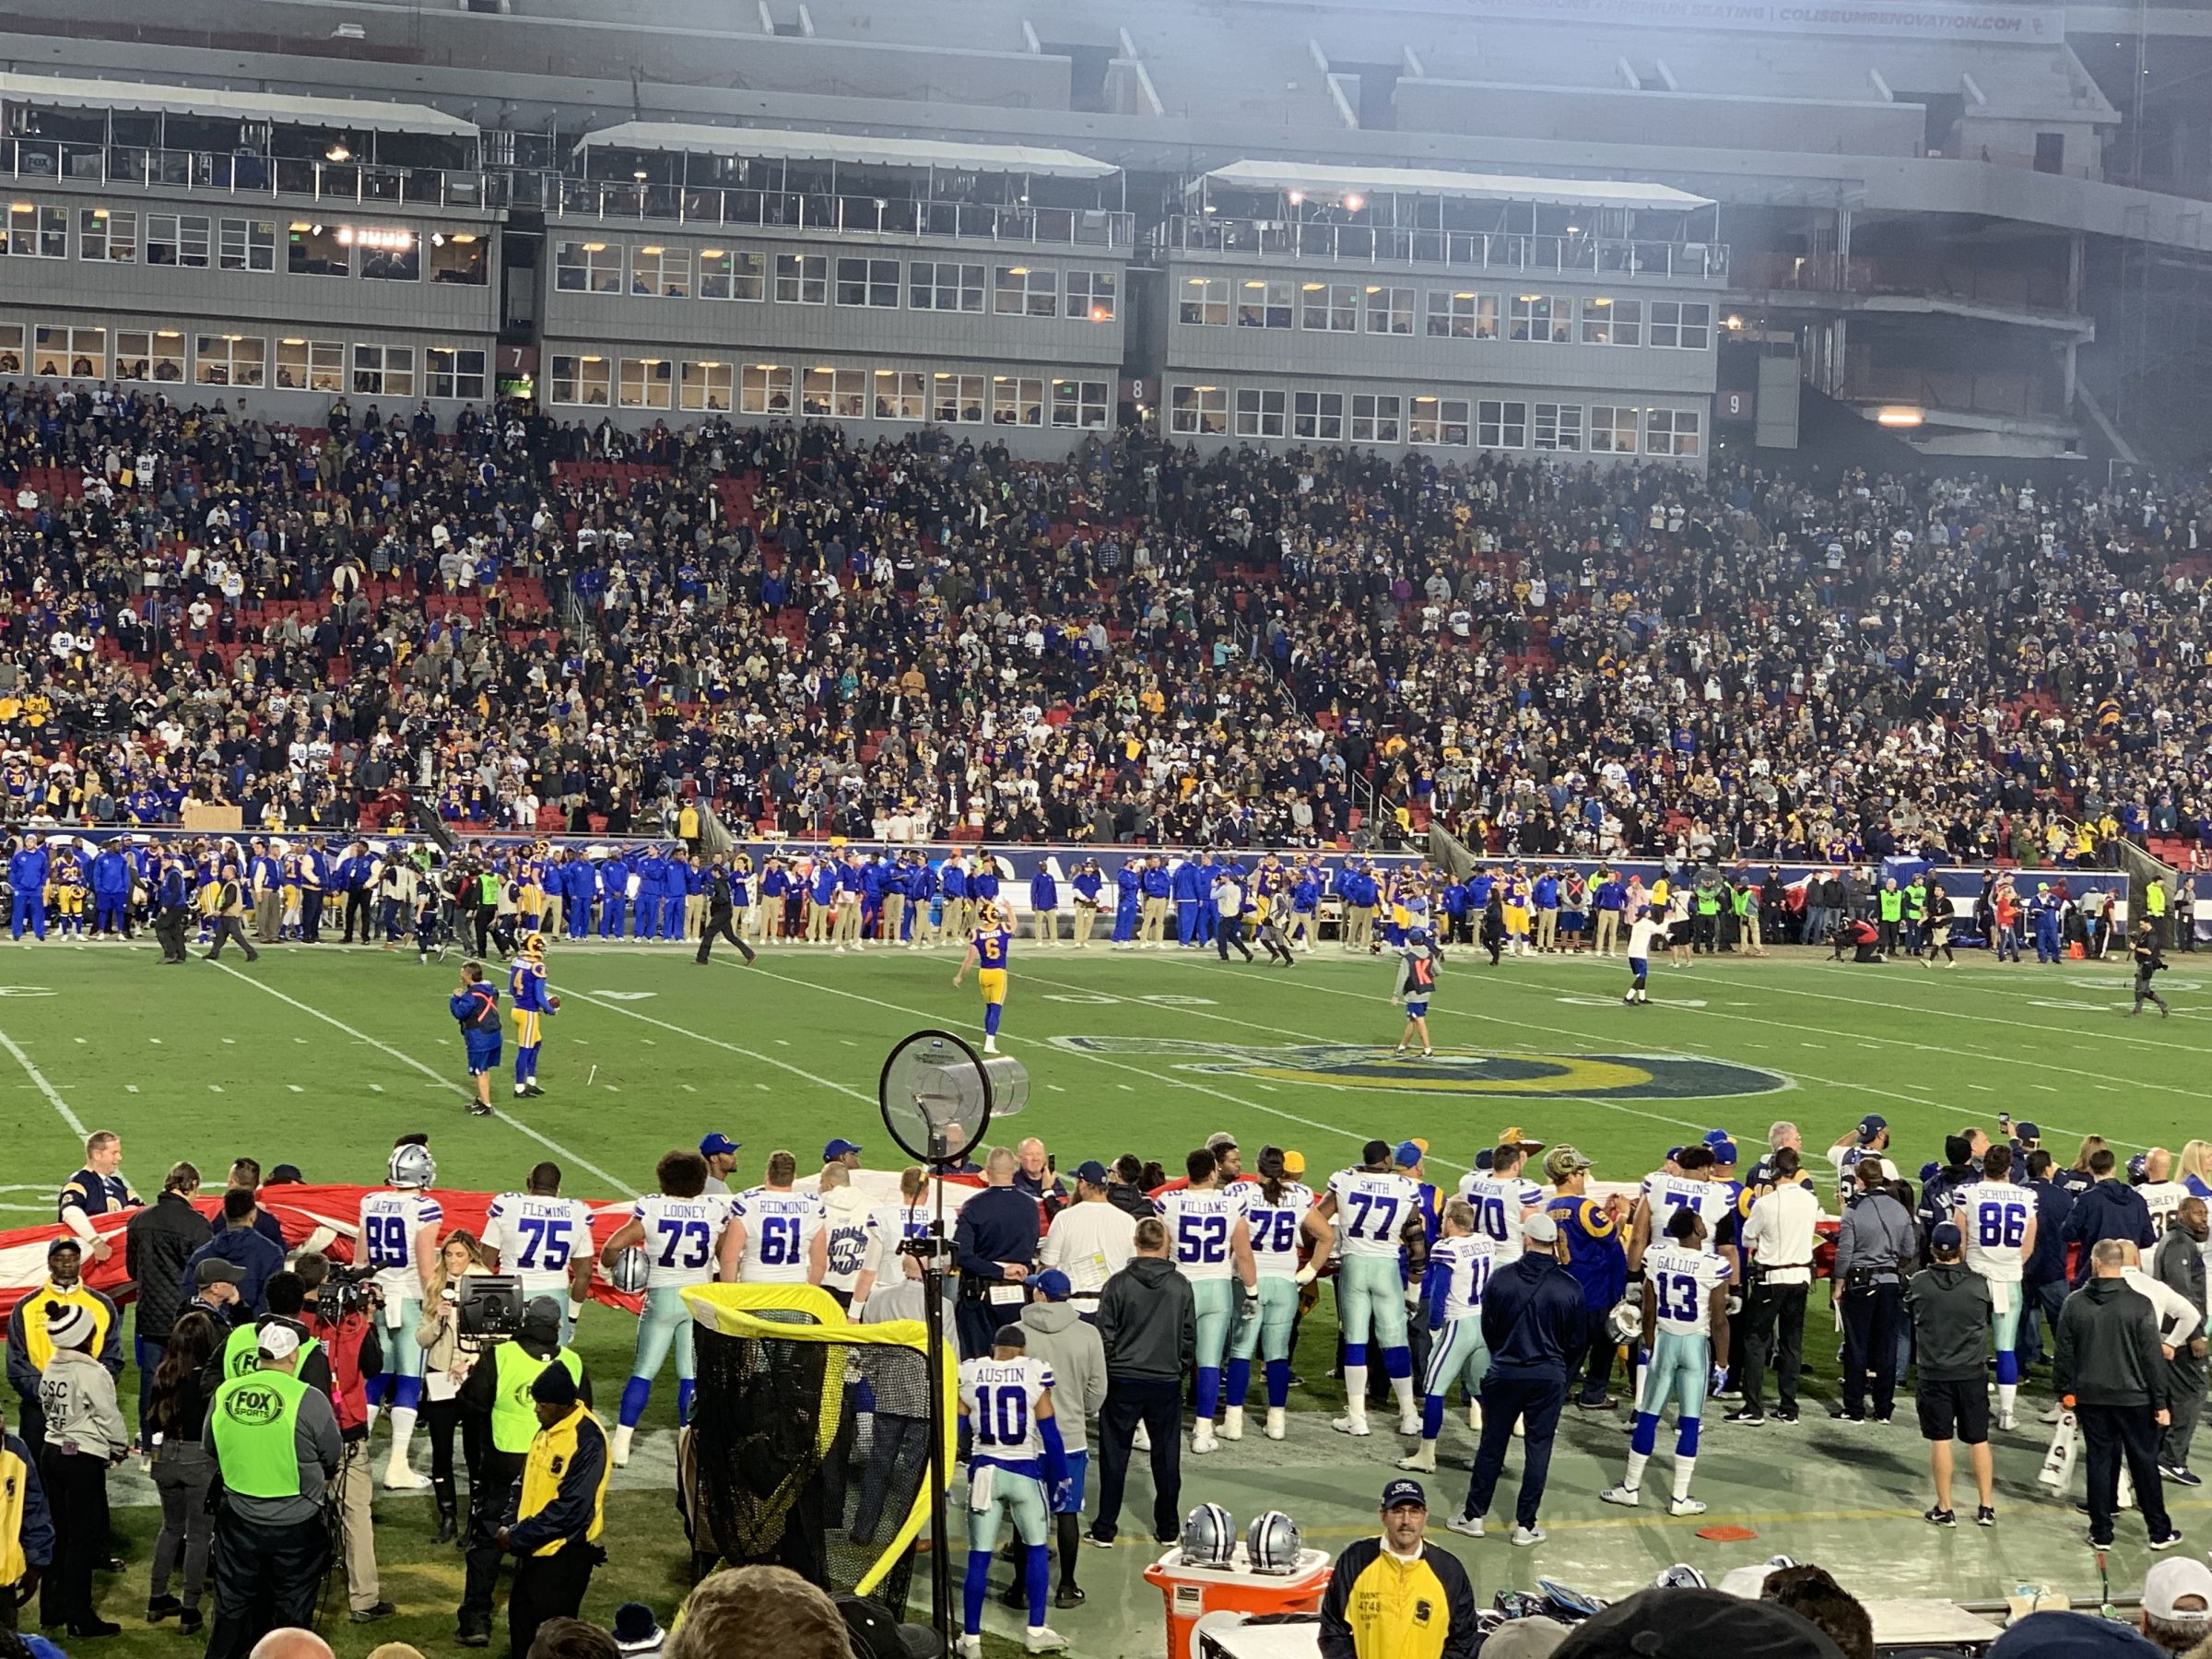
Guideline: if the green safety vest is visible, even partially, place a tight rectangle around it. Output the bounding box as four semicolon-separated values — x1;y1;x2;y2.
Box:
1696;889;1720;914
221;1321;321;1382
479;872;500;906
1878;888;1904;921
491;1343;584;1455
2147;885;2169;918
208;1367;312;1500
1733;889;1754;917
1903;886;1925;920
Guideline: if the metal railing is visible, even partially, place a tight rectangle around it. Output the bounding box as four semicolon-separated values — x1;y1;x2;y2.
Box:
1162;215;1727;282
0;138;489;209
554;180;1135;249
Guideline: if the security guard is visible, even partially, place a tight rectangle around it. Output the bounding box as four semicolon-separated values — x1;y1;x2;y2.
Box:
456;1298;591;1650
4;1241;122;1454
0;1397;55;1632
202;1324;342;1659
1318;1478;1477;1659
497;1361;609;1659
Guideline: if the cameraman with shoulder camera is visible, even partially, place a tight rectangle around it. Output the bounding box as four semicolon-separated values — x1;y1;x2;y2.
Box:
297;1252;393;1624
456;1296;590;1650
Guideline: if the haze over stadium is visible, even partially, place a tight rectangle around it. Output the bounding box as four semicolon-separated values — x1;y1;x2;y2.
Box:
3;0;2212;1653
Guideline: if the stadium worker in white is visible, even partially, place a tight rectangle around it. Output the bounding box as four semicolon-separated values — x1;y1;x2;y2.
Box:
598;1147;730;1467
359;1136;443;1489
1603;1206;1732;1518
957;1325;1070;1658
1155;1147;1259;1453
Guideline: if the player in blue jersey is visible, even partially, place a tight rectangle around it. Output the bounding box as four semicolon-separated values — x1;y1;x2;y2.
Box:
450;961;500;1117
508;933;558;1099
953;900;1015;1054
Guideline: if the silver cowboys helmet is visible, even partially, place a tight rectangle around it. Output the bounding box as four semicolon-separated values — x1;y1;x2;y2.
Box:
1653;1564;1708;1590
387;1142;437;1190
607;1246;651;1295
1606;1298;1643;1347
1244;1510;1302;1573
1180;1502;1236;1568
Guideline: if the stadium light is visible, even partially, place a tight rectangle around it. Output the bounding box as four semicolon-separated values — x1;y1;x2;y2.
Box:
1345;192;1364;211
325;142;350;163
1877;406;1924;427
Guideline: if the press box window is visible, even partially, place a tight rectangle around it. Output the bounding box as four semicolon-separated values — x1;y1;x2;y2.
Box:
1169;384;1227;436
803;368;867;419
1533;404;1583;453
79;208;135;263
1509;296;1568;343
1180;277;1229;326
910;262;982;312
34;326;104;379
836;258;900;309
276;338;345;393
1239;281;1293;329
700;250;765;302
875;371;925;421
1477;399;1527;448
932;373;986;423
1234;387;1287;438
1350;394;1401;443
549;355;612;407
1409;396;1469;446
740;365;792;415
992;376;1046;427
994;265;1056;318
147;214;210;268
356;229;420;282
1300;283;1359;333
556;241;622;294
429;233;488;285
1645;408;1702;456
1363;287;1413;335
6;204;67;258
1588;405;1639;453
1051;379;1108;429
632;245;693;299
219;218;276;273
196;334;265;388
1425;291;1495;340
351;343;414;396
1580;298;1641;347
618;358;673;410
1649;302;1712;350
425;347;487;401
775;253;827;305
679;361;732;413
0;324;20;374
1293;390;1344;441
289;224;350;277
113;330;183;383
1067;270;1116;323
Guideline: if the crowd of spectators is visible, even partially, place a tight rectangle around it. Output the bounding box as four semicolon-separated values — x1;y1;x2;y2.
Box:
0;377;2209;865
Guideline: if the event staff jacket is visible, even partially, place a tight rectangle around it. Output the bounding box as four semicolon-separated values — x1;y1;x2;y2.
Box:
205;1366;343;1526
501;1403;609;1557
0;1429;53;1587
1318;1537;1478;1659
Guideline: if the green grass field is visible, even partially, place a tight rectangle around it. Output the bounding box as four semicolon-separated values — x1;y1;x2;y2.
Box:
0;935;2205;1657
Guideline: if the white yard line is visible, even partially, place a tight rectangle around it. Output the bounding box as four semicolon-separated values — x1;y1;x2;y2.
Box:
0;1027;88;1137
551;984;876;1106
205;962;629;1193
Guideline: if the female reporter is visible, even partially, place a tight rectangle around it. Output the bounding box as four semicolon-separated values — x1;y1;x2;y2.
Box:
418;1230;492;1545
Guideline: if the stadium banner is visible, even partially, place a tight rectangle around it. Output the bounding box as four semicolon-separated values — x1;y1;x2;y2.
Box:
0;1170;975;1321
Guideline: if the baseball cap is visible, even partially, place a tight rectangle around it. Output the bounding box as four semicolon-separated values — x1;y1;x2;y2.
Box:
1545;1146;1594;1182
2014;1122;2041;1144
1073;1159;1110;1187
256;1323;300;1361
1706;1137;1739;1167
1498;1125;1547;1155
1031;1270;1072;1302
194;1258;241;1289
2146;1558;2212;1626
1380;1477;1426;1511
1664;1147;1685;1166
1282;1150;1307;1177
1557;1588;1847;1659
1854;1113;1887;1143
699;1133;740;1158
823;1137;864;1162
1701;1128;1733;1147
1393;1139;1427;1170
1523;1212;1560;1244
1989;1611;2163;1656
1931;1221;1963;1253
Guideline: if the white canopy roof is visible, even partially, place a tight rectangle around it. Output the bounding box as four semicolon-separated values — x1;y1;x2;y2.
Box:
1197;159;1712;212
0;72;477;139
577;122;1116;180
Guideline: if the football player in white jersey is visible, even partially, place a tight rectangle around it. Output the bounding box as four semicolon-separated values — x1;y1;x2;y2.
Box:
1226;1147;1315;1441
1309;1139;1422;1438
1950;1144;2038;1430
2138;1147;2191;1240
1399;1198;1493;1474
865;1165;935;1288
481;1160;595;1340
1157;1147;1259;1453
719;1149;831;1286
1457;1142;1545;1253
359;1135;444;1488
599;1147;732;1466
1603;1207;1731;1517
957;1326;1069;1656
819;1162;878;1313
1630;1145;1732;1271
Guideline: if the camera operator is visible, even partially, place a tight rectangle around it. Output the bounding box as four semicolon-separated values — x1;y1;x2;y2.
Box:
456;1297;591;1650
297;1253;393;1625
204;1273;334;1397
202;1324;341;1659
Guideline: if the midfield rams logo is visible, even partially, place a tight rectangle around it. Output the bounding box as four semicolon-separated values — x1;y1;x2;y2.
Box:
1051;1037;1787;1100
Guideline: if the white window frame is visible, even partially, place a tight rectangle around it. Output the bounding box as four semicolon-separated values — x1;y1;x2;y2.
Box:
740;363;793;415
1363;286;1414;335
349;342;413;397
288;222;350;278
1066;270;1117;323
1580;297;1641;347
275;337;345;393
77;206;134;263
630;244;693;299
1350;393;1402;443
993;265;1057;318
910;261;983;312
1645;407;1702;456
0;323;20;375
1169;384;1226;436
6;204;67;258
836;256;901;309
1237;279;1294;329
1409;395;1469;446
1533;403;1583;453
992;375;1046;427
1234;386;1288;438
195;333;265;388
1180;276;1230;326
1649;301;1712;350
1300;282;1359;333
218;216;275;273
1509;295;1570;343
1292;389;1344;441
618;357;673;410
33;325;104;380
1588;405;1639;453
556;240;622;294
802;367;867;419
114;329;183;384
147;213;210;268
931;372;987;424
1477;399;1528;449
550;354;612;407
679;359;733;413
875;370;926;421
774;253;827;305
1426;290;1495;340
425;346;487;401
699;249;765;302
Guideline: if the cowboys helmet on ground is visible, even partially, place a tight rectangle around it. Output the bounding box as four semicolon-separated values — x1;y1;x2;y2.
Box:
1653;1564;1708;1590
1180;1502;1236;1567
1245;1510;1301;1572
388;1141;436;1190
608;1246;651;1296
1606;1299;1643;1347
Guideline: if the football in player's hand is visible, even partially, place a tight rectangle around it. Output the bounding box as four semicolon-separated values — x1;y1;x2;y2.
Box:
547;994;561;1012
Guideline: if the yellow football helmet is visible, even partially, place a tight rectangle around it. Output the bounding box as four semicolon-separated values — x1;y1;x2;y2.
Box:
521;932;547;960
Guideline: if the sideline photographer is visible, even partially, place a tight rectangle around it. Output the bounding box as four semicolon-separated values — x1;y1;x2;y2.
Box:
456;1295;590;1649
298;1253;392;1624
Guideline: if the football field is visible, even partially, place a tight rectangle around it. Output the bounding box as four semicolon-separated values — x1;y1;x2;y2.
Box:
1;935;2206;1655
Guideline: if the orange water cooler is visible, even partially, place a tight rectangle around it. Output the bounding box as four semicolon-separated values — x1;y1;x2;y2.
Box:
1142;1543;1335;1659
